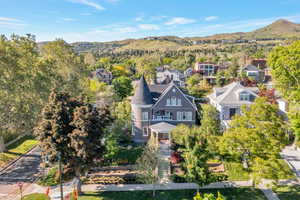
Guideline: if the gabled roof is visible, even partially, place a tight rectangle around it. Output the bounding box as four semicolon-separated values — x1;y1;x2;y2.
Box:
243;64;260;72
150;122;176;133
131;76;153;105
152;82;197;110
149;84;169;99
208;82;258;105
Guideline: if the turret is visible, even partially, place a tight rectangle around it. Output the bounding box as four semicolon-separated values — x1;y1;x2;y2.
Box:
131;76;153;142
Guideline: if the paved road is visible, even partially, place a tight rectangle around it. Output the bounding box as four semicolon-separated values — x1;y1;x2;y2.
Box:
0;146;42;200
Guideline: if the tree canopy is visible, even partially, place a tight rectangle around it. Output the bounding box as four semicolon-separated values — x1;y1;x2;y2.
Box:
35;91;112;192
218;97;288;182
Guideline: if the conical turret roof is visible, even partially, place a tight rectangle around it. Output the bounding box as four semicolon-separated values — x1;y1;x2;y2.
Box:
132;76;153;105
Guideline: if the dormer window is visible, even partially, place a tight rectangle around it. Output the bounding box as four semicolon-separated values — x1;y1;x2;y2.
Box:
240;92;250;101
171;97;176;105
166;97;182;106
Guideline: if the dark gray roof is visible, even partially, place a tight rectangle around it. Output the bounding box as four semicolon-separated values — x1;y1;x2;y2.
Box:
148;84;169;99
132;76;153;105
243;64;259;71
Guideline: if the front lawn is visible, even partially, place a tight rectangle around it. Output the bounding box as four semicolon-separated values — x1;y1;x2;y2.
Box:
273;185;300;200
23;193;50;200
225;162;250;181
72;188;267;200
225;159;295;181
110;145;143;165
0;135;38;167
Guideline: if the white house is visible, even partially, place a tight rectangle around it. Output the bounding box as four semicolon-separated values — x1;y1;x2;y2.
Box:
208;82;258;128
156;66;184;86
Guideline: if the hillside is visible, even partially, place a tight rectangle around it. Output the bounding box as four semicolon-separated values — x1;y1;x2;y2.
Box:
246;19;300;38
192;19;300;41
69;19;300;53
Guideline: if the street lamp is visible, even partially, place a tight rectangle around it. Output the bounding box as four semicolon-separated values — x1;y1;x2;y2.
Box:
17;182;23;200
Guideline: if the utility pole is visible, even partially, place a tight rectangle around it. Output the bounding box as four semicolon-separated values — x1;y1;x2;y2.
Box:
58;152;64;200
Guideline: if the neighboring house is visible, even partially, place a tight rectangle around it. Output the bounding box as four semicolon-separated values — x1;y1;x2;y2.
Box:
131;76;197;143
194;62;219;76
208;82;258;128
156;66;185;86
184;67;193;78
240;64;265;83
92;68;113;84
251;59;267;69
194;62;226;84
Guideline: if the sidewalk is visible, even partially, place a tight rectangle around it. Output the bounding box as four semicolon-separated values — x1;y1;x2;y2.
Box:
81;180;253;192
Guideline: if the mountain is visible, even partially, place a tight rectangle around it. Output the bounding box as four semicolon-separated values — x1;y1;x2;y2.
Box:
246;19;300;38
194;19;300;41
69;19;300;53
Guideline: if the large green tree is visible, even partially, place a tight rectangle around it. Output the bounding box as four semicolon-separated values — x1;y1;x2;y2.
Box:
0;35;87;147
268;40;300;144
136;138;159;197
112;76;133;100
35;91;112;192
218;97;288;183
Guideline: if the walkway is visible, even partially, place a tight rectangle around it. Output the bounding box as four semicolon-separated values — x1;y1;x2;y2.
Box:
281;145;300;178
258;180;280;200
157;140;171;184
82;181;253;192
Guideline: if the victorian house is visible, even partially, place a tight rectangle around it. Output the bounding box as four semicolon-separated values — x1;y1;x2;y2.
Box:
131;76;197;143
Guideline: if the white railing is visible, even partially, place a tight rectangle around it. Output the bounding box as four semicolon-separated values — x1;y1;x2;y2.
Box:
152;116;173;121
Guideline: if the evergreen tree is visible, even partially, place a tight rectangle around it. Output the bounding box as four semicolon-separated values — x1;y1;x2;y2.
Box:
35;91;112;192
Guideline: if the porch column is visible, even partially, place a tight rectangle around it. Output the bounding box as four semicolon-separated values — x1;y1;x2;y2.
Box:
156;131;159;147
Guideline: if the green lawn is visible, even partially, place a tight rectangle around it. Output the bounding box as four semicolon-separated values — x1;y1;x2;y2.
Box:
273;185;300;200
71;188;267;200
0;135;38;167
225;162;250;181
225;160;295;181
111;145;143;165
23;193;50;200
276;159;296;179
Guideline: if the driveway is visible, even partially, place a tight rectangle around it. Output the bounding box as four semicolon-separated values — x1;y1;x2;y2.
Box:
0;146;42;200
280;145;300;178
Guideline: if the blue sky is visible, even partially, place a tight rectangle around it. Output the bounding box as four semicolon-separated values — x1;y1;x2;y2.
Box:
1;0;300;42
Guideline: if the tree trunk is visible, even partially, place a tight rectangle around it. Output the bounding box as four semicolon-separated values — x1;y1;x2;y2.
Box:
0;136;5;153
75;169;82;194
152;183;156;197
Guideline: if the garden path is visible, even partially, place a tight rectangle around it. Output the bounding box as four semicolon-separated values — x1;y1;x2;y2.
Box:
157;140;171;184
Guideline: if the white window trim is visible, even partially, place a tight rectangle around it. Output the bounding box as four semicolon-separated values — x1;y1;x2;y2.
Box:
143;128;148;136
142;112;149;121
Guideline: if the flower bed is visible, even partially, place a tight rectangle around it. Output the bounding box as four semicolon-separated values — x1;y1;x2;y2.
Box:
84;175;140;185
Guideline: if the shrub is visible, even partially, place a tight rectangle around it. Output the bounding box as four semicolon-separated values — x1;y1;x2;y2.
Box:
171;174;187;183
38;167;59;186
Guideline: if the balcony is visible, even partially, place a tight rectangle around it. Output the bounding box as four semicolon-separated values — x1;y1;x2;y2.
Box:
152;115;173;121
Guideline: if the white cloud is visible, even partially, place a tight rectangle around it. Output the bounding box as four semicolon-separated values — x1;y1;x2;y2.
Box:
68;0;105;10
138;24;160;30
62;18;76;21
0;17;22;22
165;17;196;26
0;17;27;29
204;16;218;21
115;26;137;33
135;16;144;22
150;15;167;21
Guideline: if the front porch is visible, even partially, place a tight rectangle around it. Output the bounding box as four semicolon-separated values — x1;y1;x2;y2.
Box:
149;122;176;146
149;122;176;184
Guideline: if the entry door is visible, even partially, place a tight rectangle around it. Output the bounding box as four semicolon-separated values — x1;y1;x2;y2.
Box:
229;108;236;119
